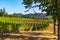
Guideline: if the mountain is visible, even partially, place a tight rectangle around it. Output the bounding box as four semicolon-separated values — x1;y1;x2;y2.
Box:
12;13;52;20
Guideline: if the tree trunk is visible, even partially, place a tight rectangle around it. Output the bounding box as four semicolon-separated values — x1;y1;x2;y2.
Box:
53;0;58;36
58;18;60;40
53;17;56;35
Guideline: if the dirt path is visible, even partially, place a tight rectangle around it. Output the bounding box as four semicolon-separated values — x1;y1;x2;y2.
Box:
43;23;54;33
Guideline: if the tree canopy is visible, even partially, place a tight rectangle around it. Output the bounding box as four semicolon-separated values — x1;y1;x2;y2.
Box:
22;0;59;17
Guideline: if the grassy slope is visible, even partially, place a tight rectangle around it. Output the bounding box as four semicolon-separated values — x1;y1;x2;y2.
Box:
0;17;53;23
0;17;35;23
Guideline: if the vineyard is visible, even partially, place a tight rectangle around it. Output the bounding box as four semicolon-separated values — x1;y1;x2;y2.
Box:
0;17;53;33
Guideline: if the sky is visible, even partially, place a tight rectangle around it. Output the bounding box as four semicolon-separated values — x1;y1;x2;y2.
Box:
0;0;46;14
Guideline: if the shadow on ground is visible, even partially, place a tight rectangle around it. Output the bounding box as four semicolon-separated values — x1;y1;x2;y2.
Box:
0;33;56;40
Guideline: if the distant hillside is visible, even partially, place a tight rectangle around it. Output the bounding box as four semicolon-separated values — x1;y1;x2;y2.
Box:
14;13;52;20
15;13;46;17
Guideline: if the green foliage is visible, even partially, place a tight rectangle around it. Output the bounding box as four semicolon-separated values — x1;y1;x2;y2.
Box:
0;17;53;33
22;0;60;19
22;0;54;12
0;8;7;16
8;14;19;17
0;21;49;32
